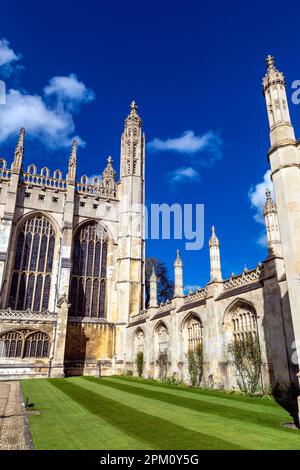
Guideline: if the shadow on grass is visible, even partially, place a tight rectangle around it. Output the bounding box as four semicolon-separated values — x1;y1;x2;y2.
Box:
49;379;243;450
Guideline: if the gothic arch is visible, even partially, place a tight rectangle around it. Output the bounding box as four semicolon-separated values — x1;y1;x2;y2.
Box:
154;321;169;355
134;326;145;337
134;327;145;353
7;213;57;312
181;311;203;331
223;298;259;341
181;312;203;351
223;298;257;325
73;219;114;243
153;320;168;334
14;211;59;238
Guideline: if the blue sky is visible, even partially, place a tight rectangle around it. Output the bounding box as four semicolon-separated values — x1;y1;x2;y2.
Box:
1;0;300;290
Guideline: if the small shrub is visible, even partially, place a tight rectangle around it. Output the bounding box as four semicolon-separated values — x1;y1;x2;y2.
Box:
187;342;203;386
157;352;168;380
135;351;144;377
228;335;262;394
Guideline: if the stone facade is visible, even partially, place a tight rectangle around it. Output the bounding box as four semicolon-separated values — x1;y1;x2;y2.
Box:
0;59;299;399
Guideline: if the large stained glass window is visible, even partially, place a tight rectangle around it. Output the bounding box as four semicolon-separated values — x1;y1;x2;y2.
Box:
69;222;108;318
8;215;55;311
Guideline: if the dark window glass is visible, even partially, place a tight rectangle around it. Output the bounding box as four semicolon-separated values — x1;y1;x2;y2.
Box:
38;235;47;272
46;235;55;273
22;233;32;270
99;280;106;318
14;232;24;270
33;274;43;311
42;275;51;311
25;273;35;309
30;234;40;271
16;273;26;310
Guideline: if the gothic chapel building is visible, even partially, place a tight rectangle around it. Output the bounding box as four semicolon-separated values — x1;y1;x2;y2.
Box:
0;58;300;394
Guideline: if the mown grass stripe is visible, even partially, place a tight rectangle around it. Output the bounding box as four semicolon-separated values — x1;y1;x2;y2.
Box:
72;377;300;450
114;376;280;409
49;378;244;450
87;377;290;429
22;379;146;450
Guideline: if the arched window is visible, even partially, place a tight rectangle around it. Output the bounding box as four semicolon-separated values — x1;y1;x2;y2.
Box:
8;215;55;311
134;329;145;353
186;316;202;351
69;222;108;318
232;305;258;341
0;330;50;358
155;323;168;353
24;331;49;358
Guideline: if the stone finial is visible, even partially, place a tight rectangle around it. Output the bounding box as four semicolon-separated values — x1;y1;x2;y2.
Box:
149;265;158;308
103;155;116;181
68;139;77;181
131;100;138;111
125;100;142;127
263;55;285;93
12;127;25;171
266;55;275;71
174;249;184;297
264;188;276;215
174;249;183;267
150;266;157;282
209;225;220;247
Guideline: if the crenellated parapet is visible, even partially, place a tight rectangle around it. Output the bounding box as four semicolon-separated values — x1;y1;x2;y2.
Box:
21;164;67;190
0;158;12;180
223;264;264;291
76;156;118;200
184;287;208;304
0;307;57;322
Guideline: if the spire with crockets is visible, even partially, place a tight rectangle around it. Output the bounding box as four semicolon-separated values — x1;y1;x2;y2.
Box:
12;127;25;172
209;226;222;282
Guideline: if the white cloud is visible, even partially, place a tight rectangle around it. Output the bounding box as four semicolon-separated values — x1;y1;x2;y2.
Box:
44;74;95;111
168;166;200;184
148;130;222;187
256;232;268;248
184;284;201;293
0;75;94;149
248;170;274;247
0;38;21;77
148;130;222;161
248;170;274;224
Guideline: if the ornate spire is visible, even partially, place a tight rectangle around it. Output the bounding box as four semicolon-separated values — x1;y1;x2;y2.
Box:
174;249;183;267
174;249;183;297
263;54;286;94
209;225;222;282
149;266;158;308
266;55;275;71
264;188;276;215
263;189;282;257
67;140;77;182
103;155;116;181
101;156;117;198
125;100;142;128
150;266;157;282
12;127;25;171
209;225;220;247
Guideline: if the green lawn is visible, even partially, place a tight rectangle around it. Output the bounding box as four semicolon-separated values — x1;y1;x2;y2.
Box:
21;376;300;450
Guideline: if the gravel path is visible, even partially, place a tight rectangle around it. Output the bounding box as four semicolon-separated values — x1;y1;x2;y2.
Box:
0;381;33;450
